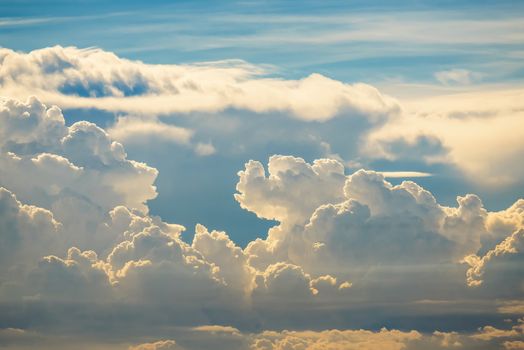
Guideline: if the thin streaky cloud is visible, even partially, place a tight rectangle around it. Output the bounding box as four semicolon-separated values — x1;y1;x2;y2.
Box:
379;171;432;178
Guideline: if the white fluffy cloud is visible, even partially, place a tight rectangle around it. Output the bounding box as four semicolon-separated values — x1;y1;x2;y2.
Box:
0;46;399;121
462;228;524;287
237;156;523;298
106;221;228;306
0;96;158;213
235;156;346;225
192;224;254;295
0;187;61;284
0;94;523;349
27;247;114;302
240;159;458;265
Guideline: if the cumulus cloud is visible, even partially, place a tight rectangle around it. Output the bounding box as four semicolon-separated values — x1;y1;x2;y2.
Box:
0;189;243;315
235;155;524;305
27;247;113;302
249;328;422;350
0;187;61;287
3;324;524;350
0;46;399;121
1;102;522;316
241;157;479;270
471;319;524;341
0;96;158;214
192;224;254;295
106;222;228;305
252;262;316;300
244;321;524;350
462;229;524;287
432;331;462;347
0;100;345;321
235;155;346;225
0;94;523;348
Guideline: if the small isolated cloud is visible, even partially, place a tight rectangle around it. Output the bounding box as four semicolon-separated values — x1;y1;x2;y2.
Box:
109;116;193;144
194;142;216;156
379;171;432;178
434;69;482;85
129;340;180;350
192;325;241;335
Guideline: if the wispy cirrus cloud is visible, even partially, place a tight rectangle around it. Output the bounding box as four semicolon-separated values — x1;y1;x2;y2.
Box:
379;171;432;178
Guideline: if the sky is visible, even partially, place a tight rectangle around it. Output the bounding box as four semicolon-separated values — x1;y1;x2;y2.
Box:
0;1;523;349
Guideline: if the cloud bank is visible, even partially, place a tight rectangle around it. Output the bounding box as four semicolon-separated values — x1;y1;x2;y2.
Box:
0;94;522;348
0;46;399;121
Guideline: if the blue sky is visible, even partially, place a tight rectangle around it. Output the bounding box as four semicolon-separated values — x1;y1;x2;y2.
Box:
0;1;523;349
2;0;524;83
